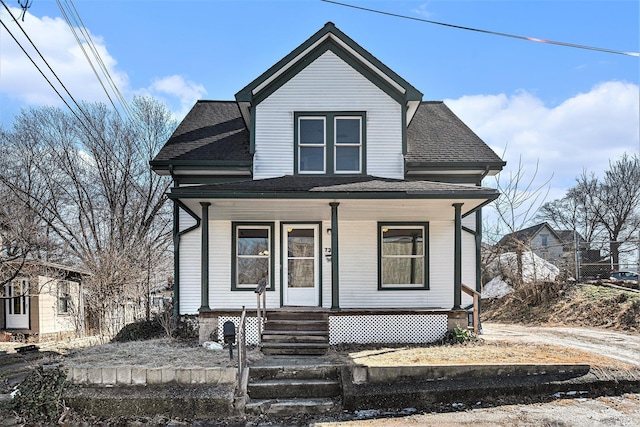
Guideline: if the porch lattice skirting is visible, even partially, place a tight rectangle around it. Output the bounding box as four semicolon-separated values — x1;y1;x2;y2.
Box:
328;314;448;345
217;314;448;345
218;316;263;345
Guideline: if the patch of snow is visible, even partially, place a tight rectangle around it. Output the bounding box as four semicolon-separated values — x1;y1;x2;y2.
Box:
482;277;514;299
486;251;559;284
202;341;223;351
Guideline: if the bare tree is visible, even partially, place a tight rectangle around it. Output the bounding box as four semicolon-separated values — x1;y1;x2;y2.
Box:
483;155;551;286
536;172;602;243
537;154;640;270
0;96;176;335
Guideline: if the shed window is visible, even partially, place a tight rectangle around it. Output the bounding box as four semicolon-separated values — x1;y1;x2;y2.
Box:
58;281;70;314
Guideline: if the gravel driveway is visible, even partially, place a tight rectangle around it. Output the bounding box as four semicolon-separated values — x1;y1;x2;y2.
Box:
481;322;640;367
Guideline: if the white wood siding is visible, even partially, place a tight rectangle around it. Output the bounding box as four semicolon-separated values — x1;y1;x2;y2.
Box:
177;215;477;312
336;221;457;309
208;221;282;310
178;210;201;315
37;277;78;336
254;50;403;180
178;205;197;233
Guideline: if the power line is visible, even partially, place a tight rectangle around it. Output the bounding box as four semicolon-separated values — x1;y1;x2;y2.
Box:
0;3;149;198
321;0;640;58
0;1;87;124
56;0;133;120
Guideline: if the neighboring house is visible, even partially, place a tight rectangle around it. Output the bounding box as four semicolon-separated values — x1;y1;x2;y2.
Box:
1;261;87;341
498;223;594;278
150;22;505;347
498;223;565;263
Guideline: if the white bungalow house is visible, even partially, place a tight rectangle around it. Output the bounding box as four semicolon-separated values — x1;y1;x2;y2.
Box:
150;23;505;352
1;261;86;341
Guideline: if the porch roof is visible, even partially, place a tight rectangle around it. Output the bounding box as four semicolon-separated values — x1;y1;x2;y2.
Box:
169;175;499;200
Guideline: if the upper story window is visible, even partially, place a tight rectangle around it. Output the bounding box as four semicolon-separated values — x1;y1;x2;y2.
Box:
296;112;365;175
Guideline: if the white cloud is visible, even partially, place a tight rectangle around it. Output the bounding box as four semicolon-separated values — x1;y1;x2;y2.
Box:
0;7;205;123
412;3;432;18
0;6;128;108
445;81;640;198
144;75;207;119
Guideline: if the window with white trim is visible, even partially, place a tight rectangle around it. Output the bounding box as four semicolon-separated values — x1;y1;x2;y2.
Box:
58;281;70;314
379;223;429;290
296;112;365;174
232;223;274;291
5;279;29;315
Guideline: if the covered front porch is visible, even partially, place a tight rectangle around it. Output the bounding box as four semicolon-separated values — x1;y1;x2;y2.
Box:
170;177;495;346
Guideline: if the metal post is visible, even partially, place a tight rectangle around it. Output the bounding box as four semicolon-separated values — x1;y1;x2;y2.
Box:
452;203;463;310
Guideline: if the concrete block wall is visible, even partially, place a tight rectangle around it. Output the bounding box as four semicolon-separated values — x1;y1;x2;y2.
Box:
66;365;236;386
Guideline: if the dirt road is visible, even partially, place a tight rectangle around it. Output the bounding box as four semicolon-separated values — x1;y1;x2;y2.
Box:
481;322;640;367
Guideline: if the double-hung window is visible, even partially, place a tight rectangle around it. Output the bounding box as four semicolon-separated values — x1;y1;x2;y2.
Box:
5;279;28;314
378;223;429;290
58;281;70;315
232;223;274;291
296;112;365;174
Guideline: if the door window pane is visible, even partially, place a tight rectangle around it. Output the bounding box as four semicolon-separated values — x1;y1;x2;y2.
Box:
287;259;315;288
288;229;314;257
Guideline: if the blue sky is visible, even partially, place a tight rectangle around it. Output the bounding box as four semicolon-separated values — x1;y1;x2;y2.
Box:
1;0;638;210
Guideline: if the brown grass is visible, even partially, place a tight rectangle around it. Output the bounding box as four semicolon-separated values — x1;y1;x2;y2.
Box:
347;341;635;370
483;282;640;331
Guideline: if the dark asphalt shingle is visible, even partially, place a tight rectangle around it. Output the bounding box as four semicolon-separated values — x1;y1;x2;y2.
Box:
151;101;251;163
406;101;504;166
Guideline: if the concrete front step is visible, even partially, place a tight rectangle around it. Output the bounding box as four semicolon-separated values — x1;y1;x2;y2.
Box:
250;364;341;381
248;378;341;399
245;397;338;416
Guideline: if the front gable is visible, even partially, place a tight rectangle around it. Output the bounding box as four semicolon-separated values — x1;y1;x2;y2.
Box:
236;22;424;181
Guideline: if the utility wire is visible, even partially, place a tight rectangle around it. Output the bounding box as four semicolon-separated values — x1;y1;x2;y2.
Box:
321;0;639;58
55;0;122;119
0;3;148;198
0;1;87;124
58;0;134;120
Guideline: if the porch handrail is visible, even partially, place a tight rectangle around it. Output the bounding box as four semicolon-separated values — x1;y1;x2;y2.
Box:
254;277;268;343
461;283;480;334
236;306;247;397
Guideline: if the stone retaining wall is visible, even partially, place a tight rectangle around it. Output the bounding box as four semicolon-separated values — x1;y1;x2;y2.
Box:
66;366;237;386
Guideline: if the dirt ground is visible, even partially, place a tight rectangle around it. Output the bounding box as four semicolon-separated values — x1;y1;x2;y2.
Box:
482;322;640;367
314;394;640;427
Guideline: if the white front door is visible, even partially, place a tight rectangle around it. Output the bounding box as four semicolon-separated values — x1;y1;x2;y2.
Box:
283;224;319;306
5;279;30;330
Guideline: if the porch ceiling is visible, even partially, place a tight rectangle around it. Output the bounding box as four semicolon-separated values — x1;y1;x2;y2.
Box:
178;197;490;222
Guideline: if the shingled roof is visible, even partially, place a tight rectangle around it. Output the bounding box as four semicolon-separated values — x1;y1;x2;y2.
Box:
169;175;499;199
150;101;251;166
151;100;504;172
406;101;505;169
